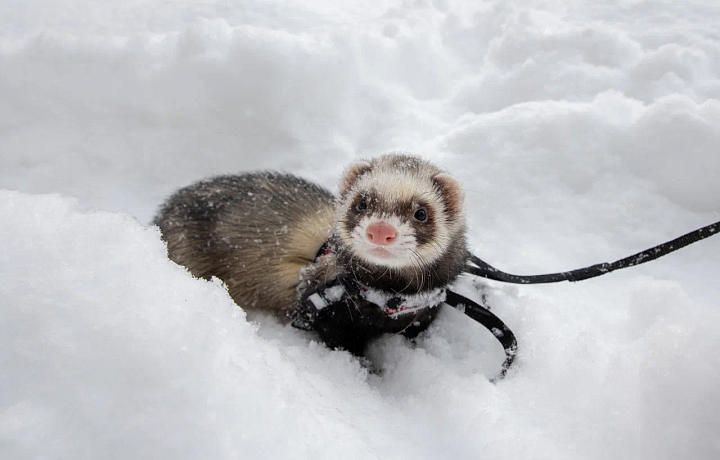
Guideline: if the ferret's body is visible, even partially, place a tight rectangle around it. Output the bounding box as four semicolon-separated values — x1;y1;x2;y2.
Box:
154;154;469;351
154;173;336;317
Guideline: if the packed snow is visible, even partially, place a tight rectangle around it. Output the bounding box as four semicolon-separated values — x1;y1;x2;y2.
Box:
2;0;720;459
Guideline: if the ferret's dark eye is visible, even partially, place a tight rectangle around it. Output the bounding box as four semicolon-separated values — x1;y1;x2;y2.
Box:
414;208;428;222
356;198;367;211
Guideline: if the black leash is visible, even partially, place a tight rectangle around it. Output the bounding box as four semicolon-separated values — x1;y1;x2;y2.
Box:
443;290;517;381
296;219;718;381
456;218;719;380
465;219;720;284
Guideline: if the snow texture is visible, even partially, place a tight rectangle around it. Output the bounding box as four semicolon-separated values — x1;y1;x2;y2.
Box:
1;1;720;459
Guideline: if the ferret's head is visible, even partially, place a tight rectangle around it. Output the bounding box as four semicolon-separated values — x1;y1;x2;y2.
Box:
333;154;468;292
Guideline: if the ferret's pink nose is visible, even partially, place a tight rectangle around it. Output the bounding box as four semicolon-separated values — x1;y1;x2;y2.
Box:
366;223;397;245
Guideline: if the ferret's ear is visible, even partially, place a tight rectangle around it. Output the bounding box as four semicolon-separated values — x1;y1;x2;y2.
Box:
339;160;372;197
433;173;464;216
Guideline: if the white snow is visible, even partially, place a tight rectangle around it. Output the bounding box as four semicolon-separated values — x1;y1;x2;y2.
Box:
2;1;720;459
324;285;347;303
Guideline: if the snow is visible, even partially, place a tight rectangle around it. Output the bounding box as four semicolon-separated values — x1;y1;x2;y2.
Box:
1;0;720;459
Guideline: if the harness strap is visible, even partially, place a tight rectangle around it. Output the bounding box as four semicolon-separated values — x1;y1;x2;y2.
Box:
465;219;720;284
444;290;517;381
293;276;517;381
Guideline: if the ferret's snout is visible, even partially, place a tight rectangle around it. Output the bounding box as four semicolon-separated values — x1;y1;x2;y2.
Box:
366;223;397;245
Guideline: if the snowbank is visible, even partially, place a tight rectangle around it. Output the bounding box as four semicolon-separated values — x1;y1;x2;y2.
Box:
3;1;720;224
2;192;719;459
2;0;720;458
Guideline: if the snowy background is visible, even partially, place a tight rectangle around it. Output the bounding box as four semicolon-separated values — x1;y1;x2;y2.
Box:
2;0;720;459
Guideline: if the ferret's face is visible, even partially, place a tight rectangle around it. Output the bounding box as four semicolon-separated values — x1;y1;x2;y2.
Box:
335;156;464;270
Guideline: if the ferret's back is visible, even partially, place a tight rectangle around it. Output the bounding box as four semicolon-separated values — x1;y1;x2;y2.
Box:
154;173;336;317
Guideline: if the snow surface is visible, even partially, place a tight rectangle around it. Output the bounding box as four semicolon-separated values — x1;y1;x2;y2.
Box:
2;0;720;459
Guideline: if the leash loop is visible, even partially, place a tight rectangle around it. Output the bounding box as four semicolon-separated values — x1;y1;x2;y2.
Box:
443;290;518;381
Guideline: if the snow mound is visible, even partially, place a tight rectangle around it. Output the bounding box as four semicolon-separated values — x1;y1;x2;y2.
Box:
2;191;719;459
2;0;720;458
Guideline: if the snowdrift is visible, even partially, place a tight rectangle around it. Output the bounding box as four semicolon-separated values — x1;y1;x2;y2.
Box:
2;0;720;458
2;191;719;459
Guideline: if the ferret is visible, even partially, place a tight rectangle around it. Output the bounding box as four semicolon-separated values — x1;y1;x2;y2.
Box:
154;154;468;351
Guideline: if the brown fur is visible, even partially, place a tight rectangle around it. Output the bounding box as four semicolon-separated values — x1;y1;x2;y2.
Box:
339;160;372;197
154;173;335;319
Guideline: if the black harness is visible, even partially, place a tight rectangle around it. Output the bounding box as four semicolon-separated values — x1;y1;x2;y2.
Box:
293;219;719;381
